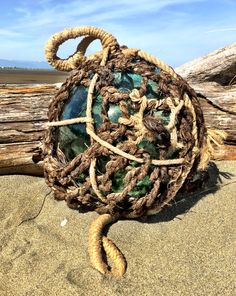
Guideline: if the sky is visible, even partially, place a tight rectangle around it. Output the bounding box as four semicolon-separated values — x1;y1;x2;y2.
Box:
0;0;236;67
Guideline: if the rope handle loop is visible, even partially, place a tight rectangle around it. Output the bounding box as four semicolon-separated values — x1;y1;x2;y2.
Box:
45;26;119;72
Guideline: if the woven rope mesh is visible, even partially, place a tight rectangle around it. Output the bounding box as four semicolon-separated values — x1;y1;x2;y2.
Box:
43;50;206;218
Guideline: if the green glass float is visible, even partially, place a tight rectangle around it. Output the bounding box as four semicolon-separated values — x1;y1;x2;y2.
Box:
58;71;162;156
57;70;170;197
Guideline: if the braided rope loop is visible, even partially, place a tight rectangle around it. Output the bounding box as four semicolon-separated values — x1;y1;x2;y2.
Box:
45;26;119;71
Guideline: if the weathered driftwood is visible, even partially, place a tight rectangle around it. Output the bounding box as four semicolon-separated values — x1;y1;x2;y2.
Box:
175;42;236;85
0;42;236;176
176;42;236;147
0;85;56;175
185;82;236;143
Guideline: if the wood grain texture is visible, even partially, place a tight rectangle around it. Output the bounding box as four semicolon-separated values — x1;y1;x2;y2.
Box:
191;82;236;144
176;42;236;147
0;84;56;175
175;42;236;85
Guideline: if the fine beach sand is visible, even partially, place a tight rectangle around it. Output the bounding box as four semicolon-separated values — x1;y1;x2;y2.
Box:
0;161;235;296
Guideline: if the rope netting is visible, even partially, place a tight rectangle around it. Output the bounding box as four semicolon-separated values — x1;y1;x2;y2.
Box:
43;26;226;276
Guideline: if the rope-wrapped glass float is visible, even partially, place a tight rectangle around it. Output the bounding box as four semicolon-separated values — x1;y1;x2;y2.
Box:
43;26;226;276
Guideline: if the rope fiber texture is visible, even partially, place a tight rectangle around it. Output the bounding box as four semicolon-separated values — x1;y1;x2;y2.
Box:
43;26;226;276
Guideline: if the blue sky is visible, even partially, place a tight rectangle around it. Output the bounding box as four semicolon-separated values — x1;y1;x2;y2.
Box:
0;0;236;67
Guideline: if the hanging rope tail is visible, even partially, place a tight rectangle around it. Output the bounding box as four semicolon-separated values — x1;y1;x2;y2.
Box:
88;213;126;276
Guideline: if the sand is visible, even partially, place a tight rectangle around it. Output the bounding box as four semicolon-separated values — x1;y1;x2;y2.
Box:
0;161;235;296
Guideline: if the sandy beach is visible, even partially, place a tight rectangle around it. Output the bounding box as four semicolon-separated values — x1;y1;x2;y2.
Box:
0;160;235;296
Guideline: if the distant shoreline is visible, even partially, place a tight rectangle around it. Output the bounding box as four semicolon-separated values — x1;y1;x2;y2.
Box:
0;68;68;84
0;67;55;70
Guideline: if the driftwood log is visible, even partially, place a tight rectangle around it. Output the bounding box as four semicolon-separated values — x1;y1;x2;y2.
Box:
175;42;236;154
0;43;236;175
0;85;56;175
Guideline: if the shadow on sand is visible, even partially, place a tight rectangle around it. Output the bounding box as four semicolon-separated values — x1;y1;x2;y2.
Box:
142;162;234;224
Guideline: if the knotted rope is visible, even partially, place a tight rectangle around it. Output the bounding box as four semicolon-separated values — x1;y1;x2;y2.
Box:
43;26;226;276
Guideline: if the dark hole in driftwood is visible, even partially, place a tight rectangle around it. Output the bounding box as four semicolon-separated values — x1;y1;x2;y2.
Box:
32;153;42;164
208;62;236;86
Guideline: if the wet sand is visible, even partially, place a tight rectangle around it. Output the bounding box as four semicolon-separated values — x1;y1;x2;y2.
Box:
0;161;235;296
0;68;68;84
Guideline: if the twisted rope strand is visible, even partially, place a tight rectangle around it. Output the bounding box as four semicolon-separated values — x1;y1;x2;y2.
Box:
45;117;93;127
102;236;126;277
89;159;107;203
88;214;114;274
138;50;178;79
88;214;126;276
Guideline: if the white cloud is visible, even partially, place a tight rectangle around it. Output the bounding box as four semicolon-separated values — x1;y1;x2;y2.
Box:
9;0;205;32
14;7;32;18
0;0;235;66
0;29;22;37
205;27;236;33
